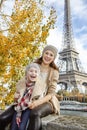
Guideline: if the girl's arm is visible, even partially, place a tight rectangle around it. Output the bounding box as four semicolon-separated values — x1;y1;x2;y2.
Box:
14;91;20;102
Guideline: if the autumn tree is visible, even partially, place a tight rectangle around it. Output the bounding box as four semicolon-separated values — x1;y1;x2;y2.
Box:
0;0;57;109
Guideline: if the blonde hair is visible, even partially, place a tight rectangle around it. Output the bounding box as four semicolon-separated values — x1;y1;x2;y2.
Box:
25;63;40;75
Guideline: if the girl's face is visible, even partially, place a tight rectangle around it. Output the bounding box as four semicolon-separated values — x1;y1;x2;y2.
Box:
27;67;39;82
42;50;55;65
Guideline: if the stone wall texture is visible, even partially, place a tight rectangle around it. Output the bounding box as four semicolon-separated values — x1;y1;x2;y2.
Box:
4;114;87;130
42;114;87;130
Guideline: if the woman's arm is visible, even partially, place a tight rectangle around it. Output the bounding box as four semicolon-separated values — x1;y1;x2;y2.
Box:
28;94;52;109
47;69;59;94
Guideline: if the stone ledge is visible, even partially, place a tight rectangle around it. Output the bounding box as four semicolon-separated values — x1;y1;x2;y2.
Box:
42;114;87;130
2;113;87;130
42;114;58;125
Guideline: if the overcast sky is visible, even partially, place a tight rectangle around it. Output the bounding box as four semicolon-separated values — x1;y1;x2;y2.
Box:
1;0;87;72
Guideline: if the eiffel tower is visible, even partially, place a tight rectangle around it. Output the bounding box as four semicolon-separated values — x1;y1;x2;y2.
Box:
58;0;87;90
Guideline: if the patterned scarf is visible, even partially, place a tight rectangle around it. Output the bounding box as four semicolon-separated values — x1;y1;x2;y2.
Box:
15;82;35;117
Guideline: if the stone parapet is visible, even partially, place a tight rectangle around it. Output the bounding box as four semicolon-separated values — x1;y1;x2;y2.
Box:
42;114;87;130
1;113;87;130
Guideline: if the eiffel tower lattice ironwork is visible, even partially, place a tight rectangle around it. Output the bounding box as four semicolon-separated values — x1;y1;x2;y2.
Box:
58;0;87;90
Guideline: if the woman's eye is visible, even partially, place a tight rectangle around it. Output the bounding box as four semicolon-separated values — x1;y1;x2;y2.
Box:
50;54;53;57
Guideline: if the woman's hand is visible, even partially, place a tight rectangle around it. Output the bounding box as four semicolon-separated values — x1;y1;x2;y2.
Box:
29;95;52;109
28;100;39;109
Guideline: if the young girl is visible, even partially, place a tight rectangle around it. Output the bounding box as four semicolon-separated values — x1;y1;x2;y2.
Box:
11;63;40;130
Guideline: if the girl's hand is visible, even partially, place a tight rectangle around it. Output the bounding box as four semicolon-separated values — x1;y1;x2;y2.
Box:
16;117;21;127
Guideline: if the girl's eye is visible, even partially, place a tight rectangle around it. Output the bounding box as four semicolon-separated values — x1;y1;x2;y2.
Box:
28;70;33;73
45;52;48;55
35;70;38;73
34;70;37;74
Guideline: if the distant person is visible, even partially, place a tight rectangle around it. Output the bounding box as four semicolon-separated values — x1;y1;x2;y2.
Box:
11;63;40;130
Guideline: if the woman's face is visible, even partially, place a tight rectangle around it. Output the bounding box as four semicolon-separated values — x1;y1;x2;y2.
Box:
42;50;55;65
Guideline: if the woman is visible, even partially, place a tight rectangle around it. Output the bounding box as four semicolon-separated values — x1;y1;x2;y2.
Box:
27;45;60;130
0;45;60;130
